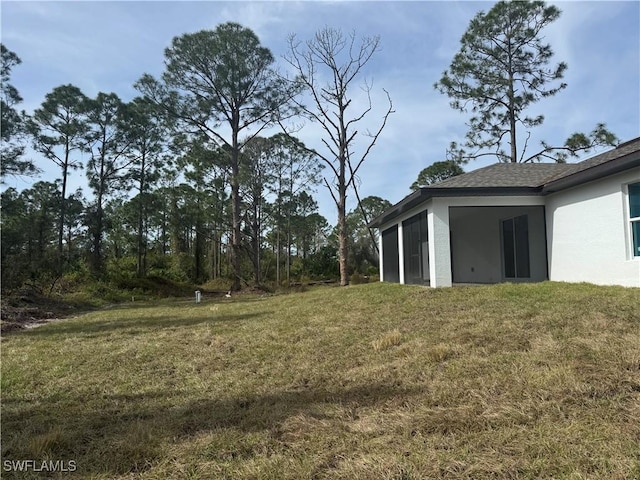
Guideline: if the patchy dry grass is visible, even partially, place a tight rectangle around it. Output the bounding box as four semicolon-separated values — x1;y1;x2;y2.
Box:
1;282;639;479
372;329;403;352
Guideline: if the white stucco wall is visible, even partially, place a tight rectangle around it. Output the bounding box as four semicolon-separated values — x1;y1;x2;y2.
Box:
397;222;405;284
546;168;640;287
428;198;452;287
377;178;640;288
378;233;384;281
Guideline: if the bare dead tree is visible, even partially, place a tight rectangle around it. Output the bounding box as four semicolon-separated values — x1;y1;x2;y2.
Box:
285;27;394;286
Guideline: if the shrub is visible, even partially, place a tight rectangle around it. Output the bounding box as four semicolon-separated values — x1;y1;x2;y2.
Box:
350;273;370;285
87;281;130;303
114;276;195;298
200;278;234;292
106;256;137;280
367;265;379;277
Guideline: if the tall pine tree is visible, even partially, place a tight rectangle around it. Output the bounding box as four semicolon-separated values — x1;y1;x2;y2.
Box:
435;0;617;163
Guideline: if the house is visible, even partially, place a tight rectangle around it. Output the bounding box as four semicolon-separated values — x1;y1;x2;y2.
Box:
369;138;640;288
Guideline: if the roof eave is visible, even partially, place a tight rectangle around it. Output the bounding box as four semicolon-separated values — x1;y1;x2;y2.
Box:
368;186;541;229
368;189;428;228
542;153;640;194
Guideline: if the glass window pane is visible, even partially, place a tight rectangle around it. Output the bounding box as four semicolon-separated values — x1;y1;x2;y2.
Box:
629;182;640;218
403;211;428;285
632;220;640;257
382;226;399;282
514;215;530;278
502;218;515;278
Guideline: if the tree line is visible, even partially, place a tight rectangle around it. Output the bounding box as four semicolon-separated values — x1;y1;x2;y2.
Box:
2;1;620;294
1;24;392;293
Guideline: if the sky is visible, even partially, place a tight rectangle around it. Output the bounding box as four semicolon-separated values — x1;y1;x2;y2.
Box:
2;0;639;225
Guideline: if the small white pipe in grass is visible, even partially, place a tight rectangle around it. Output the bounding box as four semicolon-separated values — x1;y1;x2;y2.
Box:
195;290;201;303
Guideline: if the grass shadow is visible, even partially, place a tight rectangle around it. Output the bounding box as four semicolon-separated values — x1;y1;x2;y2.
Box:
14;311;268;337
1;382;426;477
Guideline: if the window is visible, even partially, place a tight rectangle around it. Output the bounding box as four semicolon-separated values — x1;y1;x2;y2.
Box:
501;214;530;279
629;182;640;257
402;211;429;285
382;226;400;283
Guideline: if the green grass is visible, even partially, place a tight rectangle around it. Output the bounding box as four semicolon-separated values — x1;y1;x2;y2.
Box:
2;282;639;479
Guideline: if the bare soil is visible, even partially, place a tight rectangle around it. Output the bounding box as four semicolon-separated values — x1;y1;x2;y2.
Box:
0;289;83;333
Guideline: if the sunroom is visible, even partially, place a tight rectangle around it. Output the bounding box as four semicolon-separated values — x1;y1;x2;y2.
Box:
371;141;640;288
375;195;548;287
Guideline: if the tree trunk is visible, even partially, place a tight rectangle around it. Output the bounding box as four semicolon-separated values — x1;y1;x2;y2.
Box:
337;145;349;286
508;41;517;162
276;225;281;284
194;225;202;283
286;217;291;286
338;97;349;286
252;202;261;285
276;186;283;285
91;128;108;277
218;231;223;278
287;166;294;286
169;194;185;256
67;222;73;259
194;194;203;283
210;230;221;280
136;151;146;277
58;141;69;272
230;114;242;292
338;193;348;286
92;200;103;276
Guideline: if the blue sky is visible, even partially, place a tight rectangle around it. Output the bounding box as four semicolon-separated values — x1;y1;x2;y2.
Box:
2;1;639;225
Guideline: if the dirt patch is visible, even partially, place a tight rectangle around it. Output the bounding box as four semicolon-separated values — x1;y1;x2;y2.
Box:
1;305;58;332
1;289;89;333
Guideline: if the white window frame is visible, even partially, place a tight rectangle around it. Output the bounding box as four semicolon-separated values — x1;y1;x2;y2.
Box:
628;181;640;259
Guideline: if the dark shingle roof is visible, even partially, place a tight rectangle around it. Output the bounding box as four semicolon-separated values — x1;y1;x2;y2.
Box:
369;137;640;228
429;163;573;189
428;137;640;190
564;137;640;172
542;137;640;188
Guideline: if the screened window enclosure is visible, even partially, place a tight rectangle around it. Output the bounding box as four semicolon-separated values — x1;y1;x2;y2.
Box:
382;225;400;283
629;182;640;257
402;211;429;285
501;214;530;279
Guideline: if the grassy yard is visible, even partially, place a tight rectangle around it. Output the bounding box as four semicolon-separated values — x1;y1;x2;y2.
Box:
1;282;639;479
